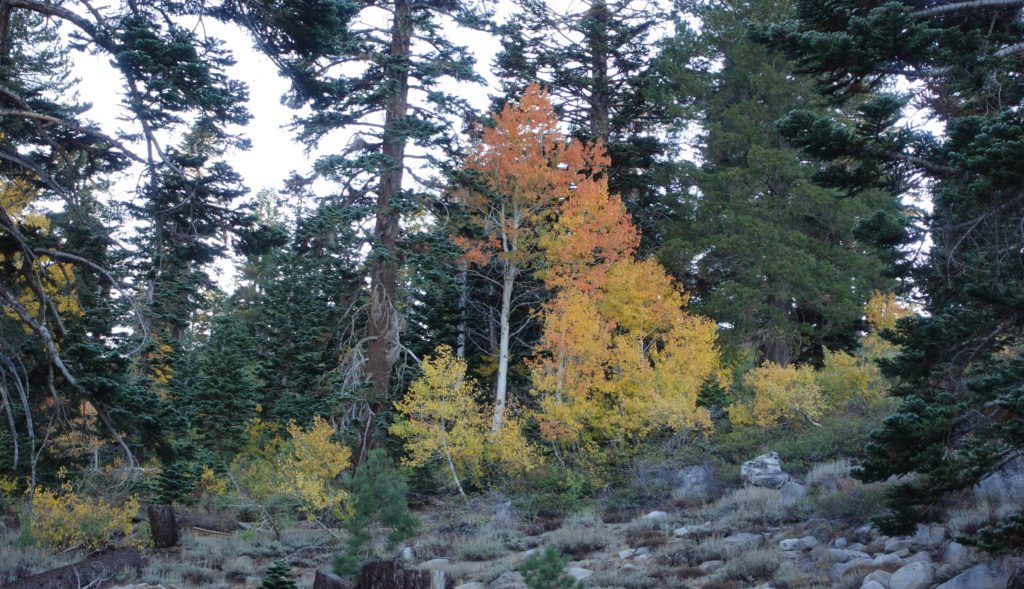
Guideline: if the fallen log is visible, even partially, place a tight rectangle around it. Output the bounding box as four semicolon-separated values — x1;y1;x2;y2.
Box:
175;510;242;534
0;547;142;589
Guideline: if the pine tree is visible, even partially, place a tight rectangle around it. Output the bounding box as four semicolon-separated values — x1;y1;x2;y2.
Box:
494;0;675;249
222;0;483;461
260;560;297;589
660;0;907;366
759;0;1024;536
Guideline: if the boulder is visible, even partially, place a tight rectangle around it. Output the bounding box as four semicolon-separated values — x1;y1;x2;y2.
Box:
722;531;761;545
778;481;807;505
698;560;725;573
826;548;871;563
642;510;669;522
313;569;346;589
488;571;527;589
864;570;892;587
934;557;1022;589
779;536;817;551
941;541;974;569
889;562;934;589
741;452;792;488
566;567;592;580
974;453;1024;506
672;465;718;503
884;537;913;553
861;581;886;589
421;559;450;570
455;584;485;589
905;551;932;565
912;524;946;547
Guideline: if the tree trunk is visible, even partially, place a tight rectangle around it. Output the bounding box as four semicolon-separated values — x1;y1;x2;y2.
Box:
362;0;412;464
492;263;515;432
313;569;347;589
587;0;611;140
147;503;178;548
456;262;468;358
357;561;451;589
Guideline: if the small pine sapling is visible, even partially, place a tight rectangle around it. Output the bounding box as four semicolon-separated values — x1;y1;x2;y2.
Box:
519;547;583;589
333;450;418;577
260;560;297;589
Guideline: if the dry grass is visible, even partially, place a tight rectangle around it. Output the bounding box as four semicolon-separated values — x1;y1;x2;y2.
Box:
545;520;608;558
623;519;668;549
719;547;780;583
585;570;655;588
805;459;852;489
694;486;790;529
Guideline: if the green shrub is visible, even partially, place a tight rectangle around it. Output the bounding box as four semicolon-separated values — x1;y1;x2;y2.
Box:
513;466;588;521
333;450;417;577
260;560;296;589
519;547;583;589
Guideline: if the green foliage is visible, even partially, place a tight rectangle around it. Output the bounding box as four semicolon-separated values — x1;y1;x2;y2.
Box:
965;513;1024;555
260;560;297;589
511;466;589;522
333;451;417;577
519;547;583;589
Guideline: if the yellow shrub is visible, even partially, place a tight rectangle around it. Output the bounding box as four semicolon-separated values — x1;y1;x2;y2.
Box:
729;362;824;427
30;485;139;551
817;348;889;406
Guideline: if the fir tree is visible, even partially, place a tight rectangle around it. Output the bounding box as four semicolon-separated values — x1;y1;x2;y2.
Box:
260;560;297;589
759;0;1024;536
660;0;907;366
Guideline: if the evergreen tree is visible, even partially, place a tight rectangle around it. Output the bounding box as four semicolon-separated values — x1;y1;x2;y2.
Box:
494;0;676;248
660;0;907;366
260;560;297;589
221;0;483;461
759;0;1024;535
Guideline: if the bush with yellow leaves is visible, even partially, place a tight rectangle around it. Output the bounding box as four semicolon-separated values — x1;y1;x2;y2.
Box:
29;484;140;551
728;362;825;427
391;345;539;495
230;415;351;531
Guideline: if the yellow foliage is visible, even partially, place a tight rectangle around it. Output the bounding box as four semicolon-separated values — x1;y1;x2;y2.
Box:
30;485;140;551
198;465;228;497
816;347;888;406
231;416;350;520
0;179;82;325
729;362;825;427
392;346;539;488
532;259;719;447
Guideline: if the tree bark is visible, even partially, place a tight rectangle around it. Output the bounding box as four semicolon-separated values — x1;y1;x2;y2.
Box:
357;561;451;589
313;569;347;589
587;0;611;140
147;503;178;548
362;0;411;464
492;263;515;432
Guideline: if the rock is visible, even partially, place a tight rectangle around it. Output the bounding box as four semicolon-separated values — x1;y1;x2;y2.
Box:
779;536;817;551
912;524;946;547
245;577;261;589
934;557;1022;589
830;557;875;582
833;538;848;549
672;465;718;503
741;452;792;488
566;567;592;580
799;535;819;549
861;581;886;589
778;480;807;505
884;537;913;553
723;531;761;545
673;522;711;537
619;548;636;559
698;560;725;574
634;552;652;562
853;526;876;544
872;553;904;568
421;559;450;570
521;548;538;558
848;542;867;552
401;545;416;562
974;453;1024;507
889;562;934;589
905;551;932;565
488;571;527;589
313;570;347;589
942;541;974;569
673;526;691;537
827;548;871;563
864;570;892;587
642;510;669;522
455;584;485;589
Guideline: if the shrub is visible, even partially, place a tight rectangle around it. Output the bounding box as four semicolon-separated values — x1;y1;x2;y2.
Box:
720;548;781;582
512;466;588;521
456;534;507;561
519;547;582;589
546;523;608;558
333;450;417;577
29;485;139;551
260;560;297;589
729;362;824;427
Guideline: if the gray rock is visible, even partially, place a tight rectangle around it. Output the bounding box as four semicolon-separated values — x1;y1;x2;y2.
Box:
779;536;817;551
827;548;871;563
642;510;669;522
861;581;886;589
429;570;447;589
974;453;1024;507
619;548;637;559
723;531;761;545
864;569;892;587
885;537;913;553
830;557;874;582
489;570;527;589
456;583;486;589
912;523;946;547
889;562;934;589
312;570;346;589
741;452;792;488
779;480;807;505
833;537;848;549
942;541;975;569
401;545;416;562
853;526;876;544
421;558;450;570
698;560;725;573
848;542;867;552
672;465;719;503
934;557;1022;589
799;535;819;549
905;551;932;565
566;567;592;580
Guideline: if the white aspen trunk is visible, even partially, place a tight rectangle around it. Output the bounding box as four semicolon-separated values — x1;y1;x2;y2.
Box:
493;263;515;432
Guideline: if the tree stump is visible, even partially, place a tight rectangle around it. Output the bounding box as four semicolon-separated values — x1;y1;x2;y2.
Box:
357;561;451;589
147;503;179;548
313;569;348;589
